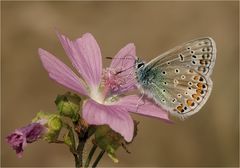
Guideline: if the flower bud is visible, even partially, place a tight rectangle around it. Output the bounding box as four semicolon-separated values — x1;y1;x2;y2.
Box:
55;92;81;122
94;125;123;163
6;122;45;157
94;120;139;163
32;111;62;142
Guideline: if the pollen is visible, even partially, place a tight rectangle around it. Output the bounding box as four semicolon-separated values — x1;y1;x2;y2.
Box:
102;68;126;93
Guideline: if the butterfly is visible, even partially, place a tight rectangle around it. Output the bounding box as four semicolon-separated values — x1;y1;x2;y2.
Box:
134;37;216;119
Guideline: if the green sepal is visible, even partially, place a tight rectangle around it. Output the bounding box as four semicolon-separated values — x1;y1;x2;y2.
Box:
32;111;63;142
55;92;81;122
126;120;139;144
63;129;76;153
94;125;123;163
87;125;96;138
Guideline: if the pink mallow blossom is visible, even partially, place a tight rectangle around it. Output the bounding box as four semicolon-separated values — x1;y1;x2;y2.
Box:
39;32;170;142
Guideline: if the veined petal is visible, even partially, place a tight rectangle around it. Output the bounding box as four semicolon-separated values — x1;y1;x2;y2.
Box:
74;33;102;87
57;32;102;88
83;99;134;142
109;43;137;93
39;48;88;96
116;95;171;122
110;43;136;68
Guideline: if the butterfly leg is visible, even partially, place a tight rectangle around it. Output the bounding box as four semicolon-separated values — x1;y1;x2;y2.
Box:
136;91;146;112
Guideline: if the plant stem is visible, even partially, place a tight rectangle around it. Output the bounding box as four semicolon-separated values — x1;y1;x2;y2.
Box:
74;153;80;168
84;143;98;167
72;117;89;168
75;137;87;167
92;150;105;168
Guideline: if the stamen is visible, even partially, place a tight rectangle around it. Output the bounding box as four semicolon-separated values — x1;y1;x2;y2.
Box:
102;68;128;94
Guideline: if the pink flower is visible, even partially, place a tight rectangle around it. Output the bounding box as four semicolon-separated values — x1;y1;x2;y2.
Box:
39;32;170;142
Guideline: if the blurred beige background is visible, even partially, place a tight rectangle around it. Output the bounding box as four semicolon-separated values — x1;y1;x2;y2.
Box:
1;1;239;167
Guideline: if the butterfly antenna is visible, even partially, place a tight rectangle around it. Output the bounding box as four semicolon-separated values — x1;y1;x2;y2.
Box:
106;54;137;75
105;54;136;61
116;64;136;75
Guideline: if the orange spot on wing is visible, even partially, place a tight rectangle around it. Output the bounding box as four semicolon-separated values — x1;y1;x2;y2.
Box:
194;76;199;80
196;89;202;94
176;104;183;112
192;94;199;100
197;83;203;88
186;99;194;107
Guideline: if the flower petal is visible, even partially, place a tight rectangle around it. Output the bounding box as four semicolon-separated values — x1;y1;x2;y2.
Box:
57;32;102;88
116;95;171;122
6;131;26;158
110;43;137;93
6;123;45;157
82;99;134;142
110;43;136;67
39;48;88;96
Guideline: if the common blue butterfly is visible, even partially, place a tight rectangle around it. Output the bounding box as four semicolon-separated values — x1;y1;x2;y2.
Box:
135;37;216;119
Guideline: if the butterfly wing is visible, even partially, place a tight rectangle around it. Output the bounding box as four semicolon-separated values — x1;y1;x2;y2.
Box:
141;37;216;119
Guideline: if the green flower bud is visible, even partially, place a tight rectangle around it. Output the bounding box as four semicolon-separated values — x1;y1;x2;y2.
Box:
32;111;63;142
55;92;81;122
94;121;139;163
94;125;123;163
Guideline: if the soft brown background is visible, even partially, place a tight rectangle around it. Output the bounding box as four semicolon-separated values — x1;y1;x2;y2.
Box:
1;1;239;167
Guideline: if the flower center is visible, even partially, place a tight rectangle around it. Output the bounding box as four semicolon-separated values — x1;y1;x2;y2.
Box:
90;87;104;104
102;68;126;96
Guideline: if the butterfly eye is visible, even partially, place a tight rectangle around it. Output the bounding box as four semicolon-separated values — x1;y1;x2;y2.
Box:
137;63;144;69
